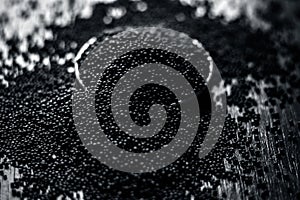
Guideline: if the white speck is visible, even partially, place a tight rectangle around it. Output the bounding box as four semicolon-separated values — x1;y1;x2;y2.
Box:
4;58;13;66
58;58;66;65
80;5;93;18
136;1;148;12
16;55;27;68
195;6;206;18
107;7;127;19
175;13;186;22
27;63;35;71
30;54;40;63
3;68;8;75
65;53;75;60
103;16;113;24
43;57;50;66
96;0;117;3
2;79;9;87
192;39;203;49
19;40;28;52
67;67;75;73
70;42;78;49
179;0;201;6
206;55;213;82
45;30;53;40
248;62;254;68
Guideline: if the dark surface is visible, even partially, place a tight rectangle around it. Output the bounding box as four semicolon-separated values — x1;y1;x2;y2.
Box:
0;0;300;199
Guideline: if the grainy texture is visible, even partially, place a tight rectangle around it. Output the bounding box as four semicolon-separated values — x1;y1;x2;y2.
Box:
0;0;300;199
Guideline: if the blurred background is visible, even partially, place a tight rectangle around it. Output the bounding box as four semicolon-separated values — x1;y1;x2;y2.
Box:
0;0;299;199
